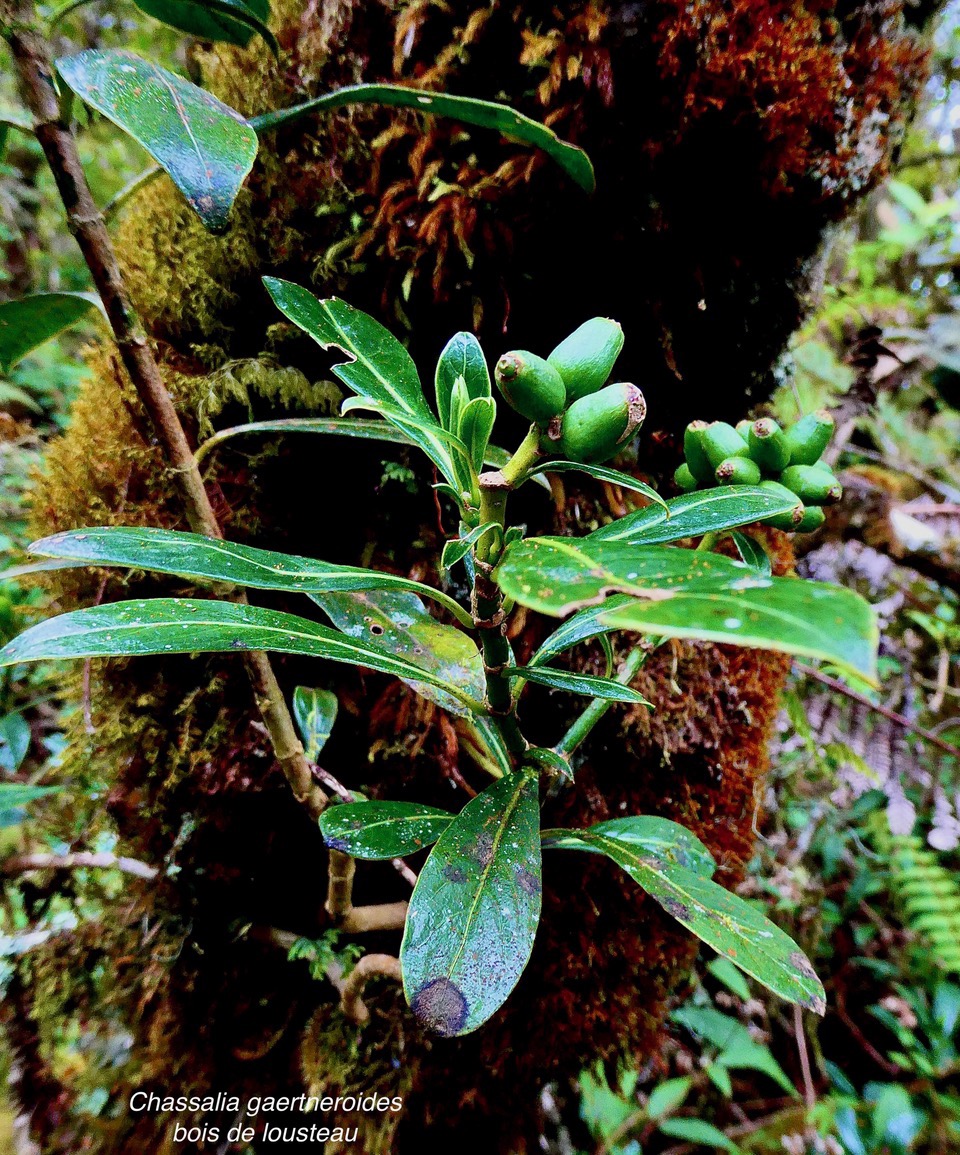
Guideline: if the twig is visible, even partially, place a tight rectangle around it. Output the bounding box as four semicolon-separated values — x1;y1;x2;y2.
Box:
795;663;960;762
325;850;355;923
2;851;158;879
2;0;327;820
340;902;407;934
793;1004;816;1109
339;953;402;1025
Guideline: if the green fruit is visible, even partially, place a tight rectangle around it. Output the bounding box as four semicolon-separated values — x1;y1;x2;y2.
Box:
796;504;826;533
558;382;646;463
683;420;713;482
715;456;761;485
736;419;752;440
748;418;790;473
702;422;751;470
758;480;804;530
784;409;835;465
547;317;624;403
674;462;698;491
494;350;566;423
779;464;842;505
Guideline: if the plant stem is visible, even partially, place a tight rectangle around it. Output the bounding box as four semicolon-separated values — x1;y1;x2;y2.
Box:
554;647;647;758
472;425;543;757
696;530;721;552
2;1;327;819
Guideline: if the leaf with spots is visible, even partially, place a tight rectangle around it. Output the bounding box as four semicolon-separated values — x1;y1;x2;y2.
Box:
0;599;482;711
26;526;473;629
401;769;542;1037
543;816;826;1014
320;801;455;859
55;49;258;232
292;686;337;761
0;293;100;373
311;589;484;717
495;537;878;683
591;487;799;544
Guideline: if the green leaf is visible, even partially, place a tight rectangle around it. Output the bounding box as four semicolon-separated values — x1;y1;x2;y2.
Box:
195;416;413;464
0;783;58;809
0;598;483;710
524;746;572;783
0;712;31;773
707;956;752;1000
27;526;473;629
339;396;468;484
591;487;799;544
401;769;541;1036
0;293;100;374
56;49;258;232
263;281;430;419
495;537;878;683
731;531;771;577
646;1076;692;1120
435;332;491;431
459;396;496;474
528;595;634;667
543;816;716;878
508;665;650;704
262;282;464;481
441;523;499;573
292;686;337;761
659;1116;742;1153
132;0;277;53
525;460;667;509
0;783;60;829
545;818;826;1013
320;800;455;859
312;589;484;717
249;84;595;193
716;1037;797;1096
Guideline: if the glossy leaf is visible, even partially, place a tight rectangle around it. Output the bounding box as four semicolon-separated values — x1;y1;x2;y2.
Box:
249;85;595;193
320;801;455;859
56;50;258;232
435;332;491;431
0;598;482;709
28;526;473;629
401;769;541;1036
461;715;512;777
495;537;878;682
133;0;276;52
508;665;650;704
312;589;484;717
529;595;633;668
591;487;799;544
263;282;463;480
525;746;572;783
459;396;496;474
339;396;468;483
0;712;31;773
441;523;499;573
543;817;826;1013
526;460;667;510
292;686;337;761
732;531;772;577
0;293;100;373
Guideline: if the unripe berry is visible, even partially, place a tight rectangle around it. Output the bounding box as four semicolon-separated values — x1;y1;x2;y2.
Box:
558;382;646;464
683;420;713;482
494;351;566;424
748;418;790;473
783;410;835;466
715;456;761;486
701;422;751;470
674;462;698;491
547;318;624;403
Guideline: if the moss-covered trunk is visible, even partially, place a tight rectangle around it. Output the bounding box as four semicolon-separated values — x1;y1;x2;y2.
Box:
4;1;931;1151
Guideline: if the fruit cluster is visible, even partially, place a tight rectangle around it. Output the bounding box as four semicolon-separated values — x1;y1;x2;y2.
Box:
675;411;841;533
494;319;646;464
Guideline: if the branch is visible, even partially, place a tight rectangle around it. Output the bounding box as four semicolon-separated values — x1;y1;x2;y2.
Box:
795;663;960;762
2;851;158;879
339;953;402;1025
325;849;355;922
2;0;327;821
